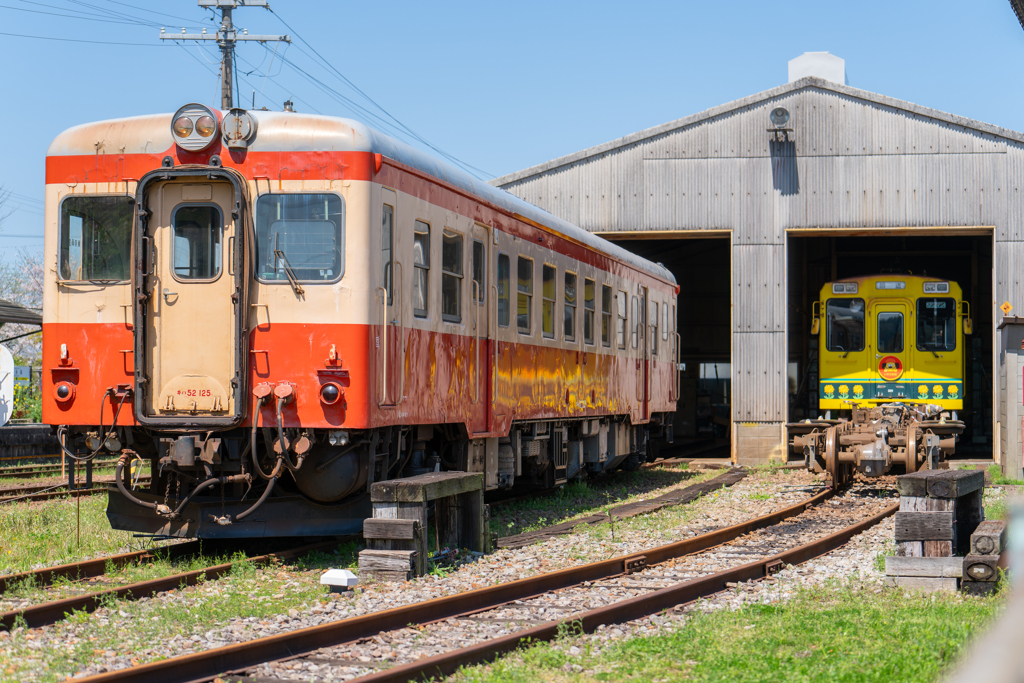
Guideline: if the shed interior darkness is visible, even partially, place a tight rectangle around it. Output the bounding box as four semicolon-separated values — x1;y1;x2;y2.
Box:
609;237;732;448
787;233;993;460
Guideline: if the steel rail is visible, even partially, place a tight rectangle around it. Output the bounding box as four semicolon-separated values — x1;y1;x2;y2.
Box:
77;486;839;683
0;540;341;630
0;462;118;478
0;540;203;594
348;501;899;683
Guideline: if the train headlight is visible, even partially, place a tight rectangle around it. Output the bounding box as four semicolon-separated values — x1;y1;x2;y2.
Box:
832;283;858;294
172;116;194;137
170;103;220;152
195;115;217;137
222;108;258;149
923;281;950;293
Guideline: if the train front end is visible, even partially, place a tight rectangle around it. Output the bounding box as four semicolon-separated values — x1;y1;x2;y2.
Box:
788;275;969;486
43;105;376;538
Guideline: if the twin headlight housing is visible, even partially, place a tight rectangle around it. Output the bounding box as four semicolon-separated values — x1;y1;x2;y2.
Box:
171;103;259;152
171;103;220;151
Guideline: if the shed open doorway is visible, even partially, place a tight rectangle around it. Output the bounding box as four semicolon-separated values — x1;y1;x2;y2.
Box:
786;229;994;463
602;234;732;460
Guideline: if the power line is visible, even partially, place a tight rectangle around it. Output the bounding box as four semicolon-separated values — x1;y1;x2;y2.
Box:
268;7;492;179
97;0;213;25
0;30;175;45
1;2;158;25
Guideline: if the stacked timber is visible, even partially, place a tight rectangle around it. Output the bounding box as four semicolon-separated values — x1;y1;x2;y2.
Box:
886;469;985;592
961;520;1007;596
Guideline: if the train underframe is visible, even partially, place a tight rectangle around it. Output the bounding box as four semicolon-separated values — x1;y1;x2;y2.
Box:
787;403;965;487
82;412;675;539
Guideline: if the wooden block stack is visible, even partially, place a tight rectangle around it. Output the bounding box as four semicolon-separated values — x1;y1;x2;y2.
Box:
886;469;985;592
961;520;1006;597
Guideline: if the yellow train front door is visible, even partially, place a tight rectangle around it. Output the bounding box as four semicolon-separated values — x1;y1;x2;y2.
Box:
872;302;909;401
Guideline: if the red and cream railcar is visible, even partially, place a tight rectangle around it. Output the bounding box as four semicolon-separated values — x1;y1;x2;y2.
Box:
42;103;678;538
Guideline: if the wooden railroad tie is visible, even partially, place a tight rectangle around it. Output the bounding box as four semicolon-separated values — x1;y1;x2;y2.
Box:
888;468;991;594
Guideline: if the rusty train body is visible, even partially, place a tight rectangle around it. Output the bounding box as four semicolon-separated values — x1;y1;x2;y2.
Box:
42;103;679;538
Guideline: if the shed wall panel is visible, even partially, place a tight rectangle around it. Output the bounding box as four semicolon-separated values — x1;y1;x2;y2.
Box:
732;331;787;421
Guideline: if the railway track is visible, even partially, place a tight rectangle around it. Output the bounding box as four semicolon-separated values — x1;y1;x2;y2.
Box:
75;480;897;683
0;538;349;629
0;478;150;505
0;461;119;479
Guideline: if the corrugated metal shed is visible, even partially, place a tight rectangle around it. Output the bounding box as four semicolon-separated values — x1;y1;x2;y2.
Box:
494;75;1021;467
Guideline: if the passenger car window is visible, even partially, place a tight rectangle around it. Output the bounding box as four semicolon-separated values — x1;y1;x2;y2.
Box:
518;257;533;334
602;285;612;347
825;298;865;353
256;193;344;284
617;290;627;349
542;265;556;339
59;196;133;281
583;278;595;345
413;221;429;318
497;254;510;327
173;205;222;280
442;231;463;323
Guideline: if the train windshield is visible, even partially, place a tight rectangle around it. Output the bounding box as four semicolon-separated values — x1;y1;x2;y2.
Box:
917;298;956;352
255;194;343;283
58;195;133;281
826;298;864;353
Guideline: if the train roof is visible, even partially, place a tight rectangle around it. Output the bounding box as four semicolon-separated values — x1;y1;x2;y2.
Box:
48;110;676;286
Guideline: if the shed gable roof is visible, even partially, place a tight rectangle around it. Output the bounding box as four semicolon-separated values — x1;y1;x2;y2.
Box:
492;76;1024;187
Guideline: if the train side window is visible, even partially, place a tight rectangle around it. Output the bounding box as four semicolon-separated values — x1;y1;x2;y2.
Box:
631;296;639;348
917;298;956;352
564;272;577;341
825;298;865;353
602;285;613;347
382;204;393;303
617;290;627;349
441;230;463;323
583;278;595;345
662;300;669;341
651;302;659;355
497;253;510;327
517;256;533;334
58;195;134;281
472;239;485;303
256;193;345;285
877;311;904;353
412;221;429;318
542;264;556;339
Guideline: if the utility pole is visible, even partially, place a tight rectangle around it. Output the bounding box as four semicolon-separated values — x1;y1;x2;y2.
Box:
161;0;290;110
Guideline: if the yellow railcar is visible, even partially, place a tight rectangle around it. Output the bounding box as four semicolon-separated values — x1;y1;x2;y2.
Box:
812;275;972;413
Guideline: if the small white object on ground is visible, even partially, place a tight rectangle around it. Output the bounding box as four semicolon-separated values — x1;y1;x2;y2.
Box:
320;569;358;592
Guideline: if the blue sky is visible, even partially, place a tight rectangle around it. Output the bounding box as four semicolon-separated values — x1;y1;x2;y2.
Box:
2;0;1024;259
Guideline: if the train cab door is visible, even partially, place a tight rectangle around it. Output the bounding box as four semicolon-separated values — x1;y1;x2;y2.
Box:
872;302;909;400
470;224;492;434
136;177;245;423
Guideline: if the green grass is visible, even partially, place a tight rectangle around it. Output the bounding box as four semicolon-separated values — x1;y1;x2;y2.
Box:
0;496;143;573
490;467;716;538
987;464;1024;486
0;542;357;682
451;583;1003;683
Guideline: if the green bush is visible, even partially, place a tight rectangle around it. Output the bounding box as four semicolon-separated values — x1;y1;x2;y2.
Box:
12;382;41;422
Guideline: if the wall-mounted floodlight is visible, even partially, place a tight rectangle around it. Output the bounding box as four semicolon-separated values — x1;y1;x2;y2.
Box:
770;107;790;127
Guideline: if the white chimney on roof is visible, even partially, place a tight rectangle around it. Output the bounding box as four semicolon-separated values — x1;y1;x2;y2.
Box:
788;52;847;85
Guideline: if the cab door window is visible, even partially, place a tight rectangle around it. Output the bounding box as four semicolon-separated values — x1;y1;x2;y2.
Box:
877;312;904;353
172;205;222;281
